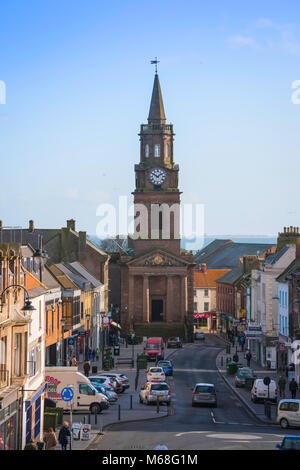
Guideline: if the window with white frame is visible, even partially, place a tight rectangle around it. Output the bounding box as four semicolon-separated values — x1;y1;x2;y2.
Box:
154;144;160;158
204;302;209;312
28;345;41;378
204;289;209;297
194;303;197;312
145;144;149;158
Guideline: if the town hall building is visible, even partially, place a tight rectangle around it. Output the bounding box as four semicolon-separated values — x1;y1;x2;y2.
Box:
120;72;195;337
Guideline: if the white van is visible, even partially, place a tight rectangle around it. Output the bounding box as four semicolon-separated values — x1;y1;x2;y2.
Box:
45;367;109;414
250;378;277;403
277;399;300;429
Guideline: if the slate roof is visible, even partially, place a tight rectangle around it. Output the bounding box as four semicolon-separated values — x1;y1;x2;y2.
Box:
276;257;300;283
56;263;92;291
263;245;289;266
67;262;102;288
216;267;244;285
195;240;274;269
47;265;78;290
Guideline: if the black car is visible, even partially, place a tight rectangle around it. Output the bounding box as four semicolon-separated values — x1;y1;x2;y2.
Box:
167;337;182;348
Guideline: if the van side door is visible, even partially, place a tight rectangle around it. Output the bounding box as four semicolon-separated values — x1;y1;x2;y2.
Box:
77;383;95;409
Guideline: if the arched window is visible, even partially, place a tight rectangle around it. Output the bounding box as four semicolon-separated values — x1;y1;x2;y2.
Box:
154;144;160;158
145;144;149;158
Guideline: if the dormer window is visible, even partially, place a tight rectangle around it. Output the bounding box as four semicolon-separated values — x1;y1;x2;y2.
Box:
145;144;149;158
154;144;160;158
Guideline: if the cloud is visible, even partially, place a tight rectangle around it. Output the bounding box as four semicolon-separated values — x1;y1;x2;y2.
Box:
228;35;258;49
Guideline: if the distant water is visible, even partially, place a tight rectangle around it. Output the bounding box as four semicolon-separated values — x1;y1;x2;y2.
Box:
88;235;277;253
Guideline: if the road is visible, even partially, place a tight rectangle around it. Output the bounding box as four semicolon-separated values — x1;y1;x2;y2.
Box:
89;335;300;450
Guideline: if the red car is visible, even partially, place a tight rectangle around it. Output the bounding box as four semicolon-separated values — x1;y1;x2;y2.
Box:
167;337;182;349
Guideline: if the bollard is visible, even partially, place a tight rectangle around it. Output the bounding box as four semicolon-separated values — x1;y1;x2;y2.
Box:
156;396;160;414
83;415;86;424
221;356;224;367
118;404;121;421
94;408;97;425
130;395;133;409
88;412;91;425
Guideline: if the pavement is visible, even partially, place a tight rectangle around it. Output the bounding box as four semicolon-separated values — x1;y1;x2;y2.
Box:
54;341;180;450
214;335;288;424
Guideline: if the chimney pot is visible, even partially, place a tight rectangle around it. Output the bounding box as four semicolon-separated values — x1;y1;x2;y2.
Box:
67;219;76;231
29;220;34;232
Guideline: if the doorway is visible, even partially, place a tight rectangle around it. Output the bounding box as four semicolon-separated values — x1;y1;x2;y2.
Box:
151;300;164;322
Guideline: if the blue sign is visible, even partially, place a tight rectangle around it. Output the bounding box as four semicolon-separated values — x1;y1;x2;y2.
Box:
68;337;75;345
61;387;74;402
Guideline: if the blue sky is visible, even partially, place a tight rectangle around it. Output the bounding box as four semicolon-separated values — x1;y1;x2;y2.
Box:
1;0;300;238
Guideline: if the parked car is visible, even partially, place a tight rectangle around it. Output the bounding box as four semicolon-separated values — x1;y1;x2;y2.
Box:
192;383;217;407
89;375;117;392
234;368;256;388
96;374;124;393
251;378;277;403
90;382;118;402
147;367;166;382
100;372;130;390
157;360;173;376
167;337;182;348
277;399;300;429
276;435;300;450
98;373;127;392
195;331;205;340
139;382;171;406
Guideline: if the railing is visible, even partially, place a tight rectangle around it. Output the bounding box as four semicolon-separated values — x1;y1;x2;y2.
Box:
141;124;173;133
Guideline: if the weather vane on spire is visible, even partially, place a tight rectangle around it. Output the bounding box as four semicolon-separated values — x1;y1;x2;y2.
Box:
150;57;160;74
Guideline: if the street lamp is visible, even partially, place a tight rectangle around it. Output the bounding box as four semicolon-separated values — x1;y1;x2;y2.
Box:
85;314;91;360
61;317;67;366
0;285;35;313
32;246;48;283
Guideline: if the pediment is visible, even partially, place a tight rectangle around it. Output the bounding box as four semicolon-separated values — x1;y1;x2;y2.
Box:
126;249;190;267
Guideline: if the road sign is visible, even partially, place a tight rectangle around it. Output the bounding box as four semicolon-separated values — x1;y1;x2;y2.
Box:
263;376;271;386
61;387;74;402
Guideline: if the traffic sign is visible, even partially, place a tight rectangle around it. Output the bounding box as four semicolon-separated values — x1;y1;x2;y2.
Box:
263;377;271;386
61;387;74;402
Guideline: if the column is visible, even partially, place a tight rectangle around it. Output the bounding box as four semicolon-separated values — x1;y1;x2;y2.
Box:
181;275;188;320
128;274;135;322
143;275;150;323
166;276;173;323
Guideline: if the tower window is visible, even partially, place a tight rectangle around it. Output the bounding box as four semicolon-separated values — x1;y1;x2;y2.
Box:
145;144;149;158
154;144;160;158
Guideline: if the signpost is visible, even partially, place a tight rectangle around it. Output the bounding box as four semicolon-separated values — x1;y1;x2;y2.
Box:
61;386;74;450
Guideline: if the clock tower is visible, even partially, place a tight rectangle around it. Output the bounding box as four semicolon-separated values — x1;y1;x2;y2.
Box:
120;71;194;332
133;72;181;255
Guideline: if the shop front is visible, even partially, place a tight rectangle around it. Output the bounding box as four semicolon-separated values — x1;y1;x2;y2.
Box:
23;383;47;448
0;391;19;450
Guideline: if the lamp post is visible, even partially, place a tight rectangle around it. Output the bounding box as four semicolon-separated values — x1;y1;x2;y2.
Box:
0;285;35;313
61;317;67;366
85;313;91;360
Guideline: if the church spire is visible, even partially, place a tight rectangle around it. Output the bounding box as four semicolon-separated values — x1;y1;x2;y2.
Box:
148;73;166;124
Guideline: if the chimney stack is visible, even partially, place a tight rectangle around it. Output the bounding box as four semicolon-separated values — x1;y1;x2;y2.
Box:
201;263;207;273
29;220;34;232
67;219;76;231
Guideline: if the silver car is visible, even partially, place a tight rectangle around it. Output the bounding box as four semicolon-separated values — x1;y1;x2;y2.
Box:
192;383;217;407
195;331;205;340
140;382;171;406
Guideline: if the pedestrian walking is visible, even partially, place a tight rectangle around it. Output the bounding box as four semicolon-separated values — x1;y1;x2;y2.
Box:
58;422;71;451
239;335;245;352
245;350;252;368
92;349;96;362
95;348;100;360
83;360;90;377
71;355;77;367
23;439;38;450
289;377;298;399
43;427;58;450
278;375;287;398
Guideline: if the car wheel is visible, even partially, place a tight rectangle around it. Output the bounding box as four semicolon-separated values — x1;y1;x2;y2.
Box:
90;403;101;414
139;396;143;404
146;399;151;406
252;395;257;403
280;418;289;429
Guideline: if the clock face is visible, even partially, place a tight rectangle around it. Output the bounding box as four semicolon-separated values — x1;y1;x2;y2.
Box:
149;168;166;186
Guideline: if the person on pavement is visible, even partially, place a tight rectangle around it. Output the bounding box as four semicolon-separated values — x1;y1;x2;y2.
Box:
278;375;287;398
95;348;100;361
83;361;90;377
23;439;38;450
71;355;77;367
245;350;252;367
58;422;71;451
289;377;298;399
43;427;58;450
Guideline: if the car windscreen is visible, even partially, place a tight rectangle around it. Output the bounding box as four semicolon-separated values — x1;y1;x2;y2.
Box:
158;362;171;366
146;343;160;349
149;368;162;373
238;370;253;377
195;385;214;393
151;384;169;391
282;438;300;450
